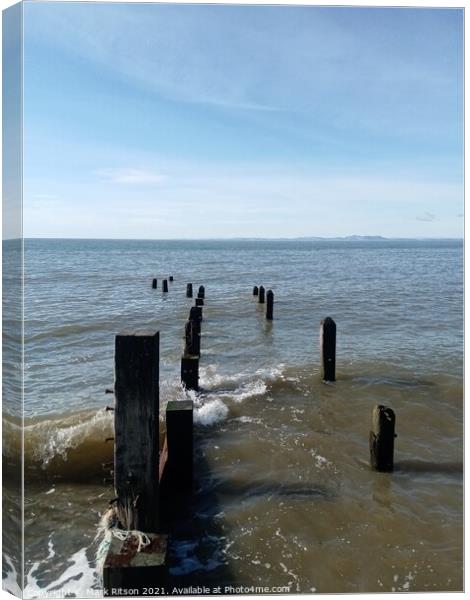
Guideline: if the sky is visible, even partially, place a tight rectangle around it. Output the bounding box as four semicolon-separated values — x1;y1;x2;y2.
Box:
16;2;464;239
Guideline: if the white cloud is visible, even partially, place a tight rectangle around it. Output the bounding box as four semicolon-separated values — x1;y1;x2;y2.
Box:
33;193;58;199
95;168;165;185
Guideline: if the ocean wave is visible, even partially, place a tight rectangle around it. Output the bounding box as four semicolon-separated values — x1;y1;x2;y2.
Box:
190;364;290;426
199;364;284;391
26;320;118;342
2;363;290;477
4;360;461;481
3;410;115;480
194;399;229;426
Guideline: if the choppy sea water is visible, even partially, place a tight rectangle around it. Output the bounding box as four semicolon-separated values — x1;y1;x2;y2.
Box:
2;238;463;596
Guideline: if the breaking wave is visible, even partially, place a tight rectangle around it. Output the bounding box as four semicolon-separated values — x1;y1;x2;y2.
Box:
3;364;291;479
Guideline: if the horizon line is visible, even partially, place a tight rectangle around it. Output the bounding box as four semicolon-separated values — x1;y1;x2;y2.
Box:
4;236;464;242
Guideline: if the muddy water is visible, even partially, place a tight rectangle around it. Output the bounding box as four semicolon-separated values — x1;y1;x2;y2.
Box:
2;238;463;595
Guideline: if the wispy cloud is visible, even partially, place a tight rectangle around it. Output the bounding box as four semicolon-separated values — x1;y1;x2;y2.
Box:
416;212;436;222
34;193;58;199
95;168;165;185
22;4;463;239
25;154;463;238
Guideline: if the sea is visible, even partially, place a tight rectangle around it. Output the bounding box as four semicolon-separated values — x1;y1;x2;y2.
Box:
2;238;464;596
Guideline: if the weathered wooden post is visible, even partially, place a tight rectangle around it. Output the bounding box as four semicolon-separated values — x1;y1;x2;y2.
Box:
370;405;396;472
169;276;174;282
181;356;199;391
189;314;201;336
195;298;204;307
165;400;193;490
266;290;274;320
198;285;205;299
258;285;265;303
103;332;167;596
152;278;157;289
320;317;336;382
184;320;200;357
190;306;202;323
253;286;259;296
184;320;191;353
162;279;168;293
186;283;193;298
114;332;160;530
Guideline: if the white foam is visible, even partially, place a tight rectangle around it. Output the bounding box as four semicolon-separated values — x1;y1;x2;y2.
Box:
236;416;264;425
194;399;229;426
214;379;267;403
2;555;22;597
309;448;334;470
199;364;283;393
198;365;245;389
23;544;100;599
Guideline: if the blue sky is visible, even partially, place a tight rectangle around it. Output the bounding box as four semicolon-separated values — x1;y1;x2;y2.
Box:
20;2;463;238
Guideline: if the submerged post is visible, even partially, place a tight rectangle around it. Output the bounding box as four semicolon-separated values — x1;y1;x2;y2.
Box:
195;298;204;307
169;276;174;282
114;332;160;531
198;285;205;299
152;278;157;289
162;279;168;293
370;405;396;472
266;290;274;320
253;286;259;296
186;283;193;298
320;317;336;382
258;285;265;303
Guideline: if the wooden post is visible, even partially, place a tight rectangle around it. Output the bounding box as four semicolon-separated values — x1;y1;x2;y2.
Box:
191;322;201;357
190;306;202;323
165;400;193;489
266;290;274;320
184;321;192;354
184;320;200;357
253;286;259;296
114;332;160;531
181;355;199;390
258;285;265;303
186;283;193;298
198;285;205;299
195;298;204;307
169;276;174;282
189;314;201;336
370;405;396;472
162;279;168;293
152;278;157;289
320;317;336;382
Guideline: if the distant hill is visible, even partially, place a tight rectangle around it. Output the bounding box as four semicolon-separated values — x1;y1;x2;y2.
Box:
295;235;388;241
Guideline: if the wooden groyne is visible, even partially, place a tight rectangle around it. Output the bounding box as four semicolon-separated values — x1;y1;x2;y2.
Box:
100;277;400;594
